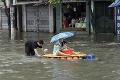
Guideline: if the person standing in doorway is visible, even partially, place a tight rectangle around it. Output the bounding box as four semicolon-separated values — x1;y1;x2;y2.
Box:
62;16;67;28
69;18;75;27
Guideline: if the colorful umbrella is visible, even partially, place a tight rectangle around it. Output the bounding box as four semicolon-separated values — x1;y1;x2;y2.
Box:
50;32;74;43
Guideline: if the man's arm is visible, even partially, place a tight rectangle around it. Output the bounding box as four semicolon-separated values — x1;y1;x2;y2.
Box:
34;49;41;57
40;48;45;55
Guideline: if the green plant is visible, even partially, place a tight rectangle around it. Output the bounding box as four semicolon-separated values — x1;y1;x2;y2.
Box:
49;0;62;7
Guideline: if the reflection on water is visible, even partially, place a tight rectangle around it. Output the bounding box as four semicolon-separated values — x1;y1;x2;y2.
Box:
0;31;120;80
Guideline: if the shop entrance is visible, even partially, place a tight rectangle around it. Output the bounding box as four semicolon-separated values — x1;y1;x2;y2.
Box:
62;2;86;30
94;1;114;33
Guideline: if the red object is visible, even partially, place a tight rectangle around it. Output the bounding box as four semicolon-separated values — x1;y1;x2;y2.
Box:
61;49;73;55
62;19;67;28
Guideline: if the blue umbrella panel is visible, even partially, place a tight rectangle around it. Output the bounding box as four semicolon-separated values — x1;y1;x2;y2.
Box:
50;32;74;43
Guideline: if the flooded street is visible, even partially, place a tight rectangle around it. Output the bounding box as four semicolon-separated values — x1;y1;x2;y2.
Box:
0;31;120;80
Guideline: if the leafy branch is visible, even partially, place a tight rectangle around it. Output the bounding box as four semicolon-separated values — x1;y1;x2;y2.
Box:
49;0;62;7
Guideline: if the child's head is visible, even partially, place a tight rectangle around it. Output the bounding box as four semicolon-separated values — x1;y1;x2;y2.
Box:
63;41;67;44
62;41;67;47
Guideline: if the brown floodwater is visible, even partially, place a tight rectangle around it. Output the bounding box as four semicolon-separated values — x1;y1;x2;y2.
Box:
0;31;120;80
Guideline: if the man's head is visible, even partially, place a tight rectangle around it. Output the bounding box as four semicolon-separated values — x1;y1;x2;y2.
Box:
37;40;44;46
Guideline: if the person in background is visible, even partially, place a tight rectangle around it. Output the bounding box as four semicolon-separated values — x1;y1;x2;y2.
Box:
69;18;75;27
78;17;84;23
25;39;45;57
62;16;67;28
71;18;75;27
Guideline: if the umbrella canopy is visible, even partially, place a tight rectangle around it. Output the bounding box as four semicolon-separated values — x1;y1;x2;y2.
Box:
108;0;120;7
50;32;74;43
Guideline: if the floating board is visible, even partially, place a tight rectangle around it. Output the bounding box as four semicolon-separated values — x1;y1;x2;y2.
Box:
43;53;86;60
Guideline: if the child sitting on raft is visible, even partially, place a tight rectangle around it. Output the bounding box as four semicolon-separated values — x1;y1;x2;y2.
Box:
53;39;80;56
60;41;80;54
61;41;69;50
53;39;70;56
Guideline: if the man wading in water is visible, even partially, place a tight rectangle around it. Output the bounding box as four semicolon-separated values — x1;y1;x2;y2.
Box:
25;39;45;57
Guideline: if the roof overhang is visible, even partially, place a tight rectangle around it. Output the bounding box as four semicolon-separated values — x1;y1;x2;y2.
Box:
12;0;112;6
13;0;48;5
63;0;112;2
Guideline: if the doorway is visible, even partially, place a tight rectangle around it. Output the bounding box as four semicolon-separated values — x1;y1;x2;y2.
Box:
62;2;86;30
94;1;115;33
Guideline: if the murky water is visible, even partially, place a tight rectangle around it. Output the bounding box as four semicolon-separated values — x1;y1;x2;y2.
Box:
0;31;120;80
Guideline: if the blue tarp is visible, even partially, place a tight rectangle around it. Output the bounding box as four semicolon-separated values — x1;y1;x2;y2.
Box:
108;0;120;7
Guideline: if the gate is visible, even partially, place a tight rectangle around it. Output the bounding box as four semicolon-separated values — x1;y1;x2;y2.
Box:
94;1;115;33
26;5;37;31
26;4;49;32
1;9;8;30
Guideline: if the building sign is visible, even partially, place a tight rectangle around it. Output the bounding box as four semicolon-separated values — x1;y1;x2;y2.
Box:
116;7;120;35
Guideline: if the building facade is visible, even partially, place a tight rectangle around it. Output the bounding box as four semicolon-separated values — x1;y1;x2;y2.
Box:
0;0;54;33
0;0;115;34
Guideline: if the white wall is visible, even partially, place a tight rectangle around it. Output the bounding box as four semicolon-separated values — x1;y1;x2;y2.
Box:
22;5;27;32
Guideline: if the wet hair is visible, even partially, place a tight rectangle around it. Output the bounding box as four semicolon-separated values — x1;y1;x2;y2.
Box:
38;40;44;44
61;41;67;47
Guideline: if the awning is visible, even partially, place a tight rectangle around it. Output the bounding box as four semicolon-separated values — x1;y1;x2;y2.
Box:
108;0;120;7
14;0;48;5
